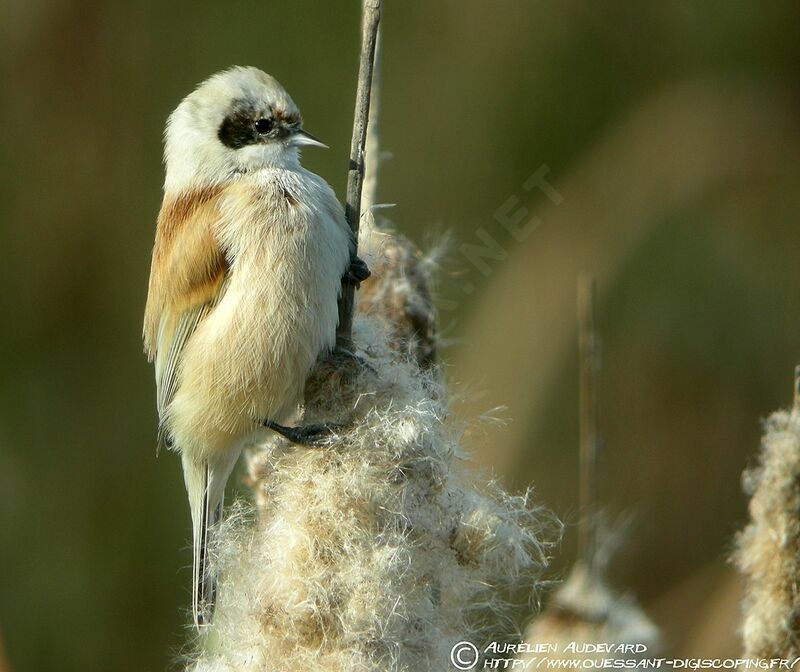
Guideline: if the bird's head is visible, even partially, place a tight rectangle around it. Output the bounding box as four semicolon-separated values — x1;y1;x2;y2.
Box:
164;66;325;191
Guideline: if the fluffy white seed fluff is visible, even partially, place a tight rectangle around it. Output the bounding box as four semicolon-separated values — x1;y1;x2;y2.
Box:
185;241;558;671
735;405;800;659
521;517;660;669
522;562;660;666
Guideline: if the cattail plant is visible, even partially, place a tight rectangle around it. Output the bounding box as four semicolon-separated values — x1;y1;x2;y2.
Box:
185;4;557;670
520;277;660;666
734;366;800;660
521;523;660;666
186;231;557;671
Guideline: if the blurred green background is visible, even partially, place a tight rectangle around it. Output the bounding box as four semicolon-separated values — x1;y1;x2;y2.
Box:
2;1;799;669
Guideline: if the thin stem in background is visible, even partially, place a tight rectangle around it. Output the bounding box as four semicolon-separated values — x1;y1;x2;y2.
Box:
577;273;600;570
361;30;382;218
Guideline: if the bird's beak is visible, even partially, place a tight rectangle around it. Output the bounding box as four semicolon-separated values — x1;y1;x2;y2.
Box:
291;128;328;149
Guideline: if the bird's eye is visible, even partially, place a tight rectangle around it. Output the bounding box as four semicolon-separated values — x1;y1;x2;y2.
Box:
254;118;273;134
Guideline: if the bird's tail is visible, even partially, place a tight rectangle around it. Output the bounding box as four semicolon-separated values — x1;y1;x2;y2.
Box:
182;450;240;630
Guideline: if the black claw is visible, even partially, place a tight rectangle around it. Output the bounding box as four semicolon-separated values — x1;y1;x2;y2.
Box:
344;255;371;287
264;420;342;446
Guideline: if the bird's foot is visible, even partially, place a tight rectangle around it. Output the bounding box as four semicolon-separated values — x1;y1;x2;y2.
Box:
344;255;371;288
264;420;343;446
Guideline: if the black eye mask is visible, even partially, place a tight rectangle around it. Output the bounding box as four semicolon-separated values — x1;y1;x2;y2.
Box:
217;100;262;149
217;98;300;150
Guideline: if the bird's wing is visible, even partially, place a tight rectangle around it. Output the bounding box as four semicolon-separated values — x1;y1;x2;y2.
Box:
143;186;229;451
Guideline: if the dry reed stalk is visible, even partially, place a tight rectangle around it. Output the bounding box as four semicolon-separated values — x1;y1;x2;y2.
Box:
734;367;800;662
520;279;660;667
336;0;382;348
577;274;599;570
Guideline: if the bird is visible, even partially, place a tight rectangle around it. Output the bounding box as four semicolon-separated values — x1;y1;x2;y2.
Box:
143;66;369;629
